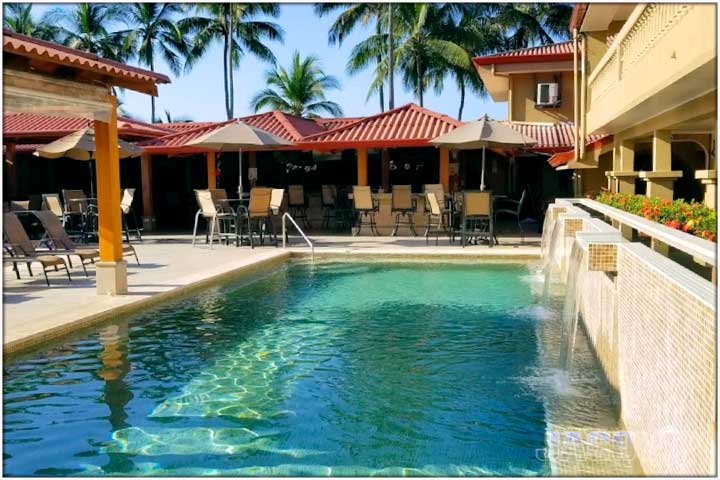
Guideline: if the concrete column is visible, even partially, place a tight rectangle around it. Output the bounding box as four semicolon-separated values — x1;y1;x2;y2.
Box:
94;95;128;295
206;151;216;189
140;152;155;232
640;130;682;200
5;142;17;199
356;147;368;186
695;170;717;209
439;147;450;192
381;148;390;192
616;140;638;194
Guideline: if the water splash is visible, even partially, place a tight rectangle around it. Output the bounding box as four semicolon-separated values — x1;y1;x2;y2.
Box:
558;242;585;371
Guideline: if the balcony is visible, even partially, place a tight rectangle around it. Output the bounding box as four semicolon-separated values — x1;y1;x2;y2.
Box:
586;3;716;135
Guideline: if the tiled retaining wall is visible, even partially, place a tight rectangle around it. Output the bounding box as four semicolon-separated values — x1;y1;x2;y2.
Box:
612;243;716;475
562;212;717;475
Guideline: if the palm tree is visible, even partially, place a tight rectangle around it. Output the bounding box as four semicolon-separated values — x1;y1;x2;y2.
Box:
181;4;283;119
42;4;133;62
3;3;59;40
393;4;470;107
120;4;190;123
492;3;572;50
250;51;343;118
436;4;505;119
315;3;390;112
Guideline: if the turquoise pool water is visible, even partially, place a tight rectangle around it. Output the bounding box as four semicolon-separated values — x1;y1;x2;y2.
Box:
5;261;555;476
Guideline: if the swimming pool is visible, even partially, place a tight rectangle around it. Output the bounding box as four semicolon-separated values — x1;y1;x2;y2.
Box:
3;261;623;476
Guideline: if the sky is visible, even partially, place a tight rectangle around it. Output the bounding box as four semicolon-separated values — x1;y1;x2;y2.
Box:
32;4;508;123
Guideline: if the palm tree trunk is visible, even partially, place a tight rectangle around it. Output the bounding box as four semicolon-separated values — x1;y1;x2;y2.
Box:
458;80;465;121
416;61;424;107
227;17;235;118
387;3;394;109
223;34;231;119
378;80;384;112
150;58;156;123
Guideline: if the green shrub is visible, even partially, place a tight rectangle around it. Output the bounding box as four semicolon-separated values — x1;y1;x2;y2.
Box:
595;190;717;242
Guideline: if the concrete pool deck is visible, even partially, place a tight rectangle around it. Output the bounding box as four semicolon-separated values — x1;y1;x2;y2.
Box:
3;233;540;354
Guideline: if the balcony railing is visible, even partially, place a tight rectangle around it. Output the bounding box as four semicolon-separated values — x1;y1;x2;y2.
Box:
584;3;716;135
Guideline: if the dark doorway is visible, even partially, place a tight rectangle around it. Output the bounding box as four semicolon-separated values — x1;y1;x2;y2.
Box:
152;155;208;230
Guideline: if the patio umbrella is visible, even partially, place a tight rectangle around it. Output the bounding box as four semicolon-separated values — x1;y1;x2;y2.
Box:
430;115;537;191
186;120;293;197
34;127;142;198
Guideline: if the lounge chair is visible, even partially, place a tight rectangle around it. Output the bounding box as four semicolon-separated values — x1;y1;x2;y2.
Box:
424;192;448;246
391;185;417;236
352;186;378;236
4;213;72;285
31;210;103;276
120;188;142;242
460;191;494;248
288;185;310;229
192;189;235;248
41;194;65;223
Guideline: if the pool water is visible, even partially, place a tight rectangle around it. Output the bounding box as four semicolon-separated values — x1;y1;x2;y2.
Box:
5;261;603;476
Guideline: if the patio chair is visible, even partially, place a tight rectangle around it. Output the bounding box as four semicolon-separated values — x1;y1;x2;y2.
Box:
288;185;310;229
268;188;286;244
192;189;235;248
424;192;449;246
423;184;450;227
31;210;99;276
245;187;274;248
41;194;65;223
460;191;494;248
9;200;29;212
495;189;529;244
321;184;337;229
391;185;417;236
352;186;378;236
62;189;88;236
3;213;72;286
120;188;142;242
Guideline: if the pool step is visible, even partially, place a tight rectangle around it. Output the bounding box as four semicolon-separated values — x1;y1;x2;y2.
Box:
105;426;323;458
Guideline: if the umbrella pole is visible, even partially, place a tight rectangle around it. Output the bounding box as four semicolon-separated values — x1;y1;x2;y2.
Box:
89;155;95;198
238;147;243;198
480;146;486;191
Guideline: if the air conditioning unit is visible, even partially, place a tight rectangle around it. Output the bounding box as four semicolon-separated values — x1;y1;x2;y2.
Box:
536;83;560;106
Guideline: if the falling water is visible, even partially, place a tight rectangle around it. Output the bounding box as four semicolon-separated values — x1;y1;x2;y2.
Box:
541;218;563;304
558;241;585;371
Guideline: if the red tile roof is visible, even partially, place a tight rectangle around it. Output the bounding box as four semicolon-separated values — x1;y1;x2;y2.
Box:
548;135;613;168
314;117;363;130
3;112;173;140
3;29;170;90
473;41;574;66
298;103;462;150
138;119;236;153
503;121;607;153
242;111;324;142
162;121;221;132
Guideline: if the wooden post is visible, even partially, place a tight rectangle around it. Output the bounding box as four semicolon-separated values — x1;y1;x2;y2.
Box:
357;147;368;186
248;151;257;187
94;95;127;295
206;151;216;189
140;152;154;232
5;142;17;199
381;148;390;191
439;147;450;191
